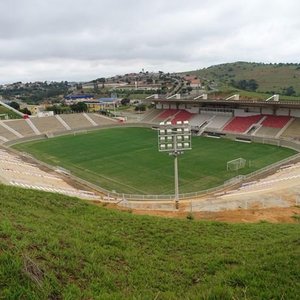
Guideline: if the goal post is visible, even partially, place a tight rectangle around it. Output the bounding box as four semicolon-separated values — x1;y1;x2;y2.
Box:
227;158;246;171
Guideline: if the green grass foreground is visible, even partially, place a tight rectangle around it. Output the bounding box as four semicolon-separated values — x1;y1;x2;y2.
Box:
13;127;296;195
0;185;299;299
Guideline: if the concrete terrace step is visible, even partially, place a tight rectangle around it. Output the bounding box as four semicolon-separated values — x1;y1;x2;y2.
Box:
83;113;98;126
0;121;23;138
26;118;41;135
55;115;71;130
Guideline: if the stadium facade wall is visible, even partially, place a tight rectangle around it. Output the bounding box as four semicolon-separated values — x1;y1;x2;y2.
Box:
234;109;260;117
262;108;274;114
276;108;290;116
291;109;300;117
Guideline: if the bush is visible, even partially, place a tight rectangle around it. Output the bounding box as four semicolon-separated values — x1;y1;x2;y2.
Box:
282;86;296;96
121;98;130;106
186;212;194;220
134;104;146;112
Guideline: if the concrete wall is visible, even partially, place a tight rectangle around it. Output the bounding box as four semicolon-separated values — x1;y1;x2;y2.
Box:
261;108;273;115
290;109;300;117
276;108;289;116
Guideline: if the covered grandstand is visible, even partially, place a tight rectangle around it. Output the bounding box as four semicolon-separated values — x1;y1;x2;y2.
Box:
141;97;300;142
0;97;299;144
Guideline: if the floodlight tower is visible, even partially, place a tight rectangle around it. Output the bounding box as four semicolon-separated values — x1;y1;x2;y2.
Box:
158;120;192;209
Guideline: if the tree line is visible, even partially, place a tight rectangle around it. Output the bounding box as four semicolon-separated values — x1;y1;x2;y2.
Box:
46;102;88;114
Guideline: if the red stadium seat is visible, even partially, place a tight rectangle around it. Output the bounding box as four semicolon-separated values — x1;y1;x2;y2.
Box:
223;115;263;133
261;115;291;128
171;110;194;124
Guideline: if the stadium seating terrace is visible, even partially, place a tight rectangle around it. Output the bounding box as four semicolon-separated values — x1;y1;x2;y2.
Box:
157;109;178;119
223;115;263;133
0;111;299;144
171;110;194;124
261;115;291;128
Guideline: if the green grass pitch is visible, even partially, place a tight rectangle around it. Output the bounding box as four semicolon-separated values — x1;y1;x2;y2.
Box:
13;127;297;195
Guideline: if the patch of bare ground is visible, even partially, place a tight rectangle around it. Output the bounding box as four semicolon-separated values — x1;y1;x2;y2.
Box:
121;206;300;223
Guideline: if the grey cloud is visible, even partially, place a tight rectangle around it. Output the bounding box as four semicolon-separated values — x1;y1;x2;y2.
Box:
0;0;299;83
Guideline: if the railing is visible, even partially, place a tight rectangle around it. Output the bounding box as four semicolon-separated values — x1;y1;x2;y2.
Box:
119;194;300;212
0;99;25;117
154;97;300;105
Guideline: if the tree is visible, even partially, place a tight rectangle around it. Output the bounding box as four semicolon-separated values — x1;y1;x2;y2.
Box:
187;86;193;93
238;80;247;90
230;79;258;91
134;104;146;112
70;102;88;113
283;86;296;96
20;107;31;115
98;78;106;89
46;105;65;114
121;98;130;106
247;79;258;91
93;82;99;93
9;101;20;110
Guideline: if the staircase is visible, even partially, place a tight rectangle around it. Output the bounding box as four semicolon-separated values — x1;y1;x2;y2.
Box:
55;115;71;130
0;122;23;138
26;118;41;135
83;113;97;126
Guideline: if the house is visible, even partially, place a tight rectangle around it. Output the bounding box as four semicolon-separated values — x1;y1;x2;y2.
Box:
64;94;94;104
184;75;202;88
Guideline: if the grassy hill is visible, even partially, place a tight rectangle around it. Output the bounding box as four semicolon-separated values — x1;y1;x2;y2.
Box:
186;62;300;99
0;184;299;299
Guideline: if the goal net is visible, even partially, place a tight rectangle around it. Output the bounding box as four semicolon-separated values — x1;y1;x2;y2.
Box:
227;158;246;171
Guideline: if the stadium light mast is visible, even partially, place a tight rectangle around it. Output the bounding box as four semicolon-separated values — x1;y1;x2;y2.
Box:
158;121;192;209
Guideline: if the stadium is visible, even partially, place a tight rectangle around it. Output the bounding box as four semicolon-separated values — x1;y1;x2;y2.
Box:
1;94;300;299
0;95;299;214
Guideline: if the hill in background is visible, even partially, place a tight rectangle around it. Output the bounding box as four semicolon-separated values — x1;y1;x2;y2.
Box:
0;184;299;299
185;62;300;98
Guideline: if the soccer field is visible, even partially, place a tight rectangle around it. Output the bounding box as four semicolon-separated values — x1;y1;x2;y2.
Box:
13;127;297;195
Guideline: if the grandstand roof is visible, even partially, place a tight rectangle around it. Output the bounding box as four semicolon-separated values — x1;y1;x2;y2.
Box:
149;98;300;109
64;94;94;100
98;97;119;103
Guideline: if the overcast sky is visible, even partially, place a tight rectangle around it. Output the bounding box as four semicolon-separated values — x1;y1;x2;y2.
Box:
0;0;299;84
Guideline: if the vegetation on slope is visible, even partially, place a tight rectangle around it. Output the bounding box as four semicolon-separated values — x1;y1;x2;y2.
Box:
0;104;22;119
0;184;299;299
0;81;69;104
13;128;296;195
186;62;300;99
